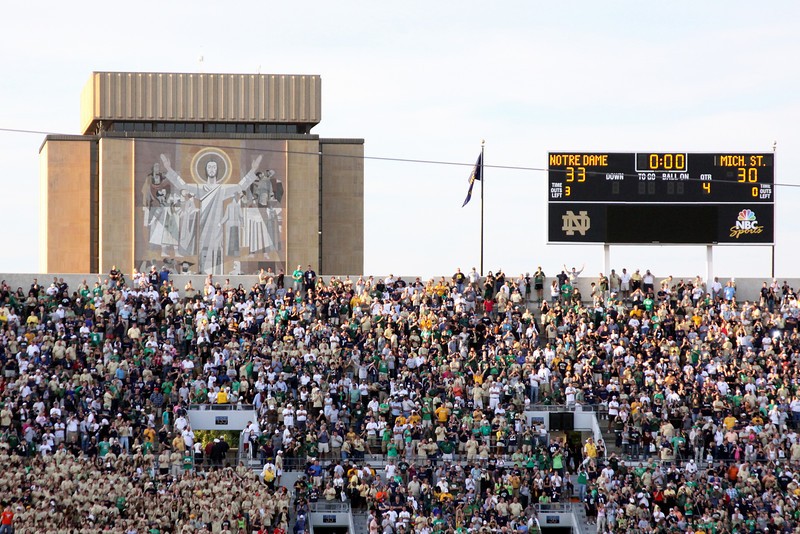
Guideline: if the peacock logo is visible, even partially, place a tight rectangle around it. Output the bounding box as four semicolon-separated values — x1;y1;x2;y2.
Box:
737;209;756;222
730;209;762;238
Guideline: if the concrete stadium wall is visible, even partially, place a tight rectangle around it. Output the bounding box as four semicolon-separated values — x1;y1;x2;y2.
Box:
0;273;790;304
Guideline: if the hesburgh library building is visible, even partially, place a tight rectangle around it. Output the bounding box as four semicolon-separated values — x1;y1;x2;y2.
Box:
40;71;364;275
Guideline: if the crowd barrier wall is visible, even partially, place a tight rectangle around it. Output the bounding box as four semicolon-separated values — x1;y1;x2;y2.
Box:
0;273;791;304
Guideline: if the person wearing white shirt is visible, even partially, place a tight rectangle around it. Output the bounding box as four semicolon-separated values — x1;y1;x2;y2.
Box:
607;398;620;430
528;373;540;404
468;268;480;290
642;270;655;293
174;414;188;433
296;407;308;430
182;426;195;449
620;268;631;299
710;277;723;301
489;383;502;410
283;405;295;427
565;384;577;407
791;396;800;427
384;462;397;480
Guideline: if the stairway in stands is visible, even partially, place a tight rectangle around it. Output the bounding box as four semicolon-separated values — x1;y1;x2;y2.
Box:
571;501;597;534
351;510;369;533
599;421;622;458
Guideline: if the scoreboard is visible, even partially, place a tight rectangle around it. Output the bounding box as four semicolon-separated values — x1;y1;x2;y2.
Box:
548;152;774;244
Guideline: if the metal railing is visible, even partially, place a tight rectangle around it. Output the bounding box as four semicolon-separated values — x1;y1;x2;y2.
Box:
534;503;573;513
527;403;603;413
535;502;586;534
244;446;557;472
187;403;256;411
309;501;351;513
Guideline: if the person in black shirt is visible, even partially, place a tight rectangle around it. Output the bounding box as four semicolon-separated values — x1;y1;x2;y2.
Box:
303;265;317;294
28;279;40;298
629;427;641;459
148;267;160;288
453;269;467;293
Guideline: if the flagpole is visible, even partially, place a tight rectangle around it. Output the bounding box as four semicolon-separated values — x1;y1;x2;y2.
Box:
480;139;485;276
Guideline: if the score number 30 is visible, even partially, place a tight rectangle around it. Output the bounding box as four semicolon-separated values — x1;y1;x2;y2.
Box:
738;167;760;197
704;167;761;197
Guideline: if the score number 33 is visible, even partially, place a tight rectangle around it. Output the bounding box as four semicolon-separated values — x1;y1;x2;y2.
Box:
564;166;585;196
565;166;586;183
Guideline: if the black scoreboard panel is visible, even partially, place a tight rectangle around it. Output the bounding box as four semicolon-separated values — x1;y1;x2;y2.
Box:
548;153;774;203
548;152;775;245
549;203;774;244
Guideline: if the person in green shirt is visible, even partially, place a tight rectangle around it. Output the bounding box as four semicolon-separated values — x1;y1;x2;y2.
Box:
292;265;304;292
90;331;102;347
381;426;392;453
479;421;491;440
560;281;573;302
98;439;111;457
576;468;588;500
552;451;564;474
439;440;454;459
183;451;194;472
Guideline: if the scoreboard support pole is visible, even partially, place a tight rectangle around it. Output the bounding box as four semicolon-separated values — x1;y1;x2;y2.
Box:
706;246;714;290
772;142;777;279
603;245;611;276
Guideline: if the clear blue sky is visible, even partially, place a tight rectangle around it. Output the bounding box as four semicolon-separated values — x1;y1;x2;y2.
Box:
2;1;798;279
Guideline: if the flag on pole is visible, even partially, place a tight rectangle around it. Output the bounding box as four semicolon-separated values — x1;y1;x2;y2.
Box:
461;153;483;207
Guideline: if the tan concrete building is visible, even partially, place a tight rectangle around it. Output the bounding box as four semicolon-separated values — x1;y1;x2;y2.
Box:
40;71;364;276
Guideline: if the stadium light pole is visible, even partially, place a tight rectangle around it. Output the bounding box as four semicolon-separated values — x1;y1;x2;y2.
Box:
480;139;485;276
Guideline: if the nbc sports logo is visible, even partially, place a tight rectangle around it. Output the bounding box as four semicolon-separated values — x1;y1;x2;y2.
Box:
730;209;762;238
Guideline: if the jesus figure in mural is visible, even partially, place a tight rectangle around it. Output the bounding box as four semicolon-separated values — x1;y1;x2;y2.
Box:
160;153;262;275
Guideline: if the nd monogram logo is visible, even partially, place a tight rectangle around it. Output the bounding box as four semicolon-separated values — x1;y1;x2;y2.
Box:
562;211;591;236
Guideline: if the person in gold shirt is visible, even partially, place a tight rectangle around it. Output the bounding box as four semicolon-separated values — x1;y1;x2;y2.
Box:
26;311;39;328
407;410;421;426
723;414;737;431
143;425;156;444
433;278;449;297
583;437;598;460
172;433;185;453
434;404;450;424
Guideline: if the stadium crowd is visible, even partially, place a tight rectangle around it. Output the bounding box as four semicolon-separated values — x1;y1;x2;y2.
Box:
1;265;800;533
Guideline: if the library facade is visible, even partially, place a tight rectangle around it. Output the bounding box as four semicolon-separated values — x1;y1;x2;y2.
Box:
40;71;364;276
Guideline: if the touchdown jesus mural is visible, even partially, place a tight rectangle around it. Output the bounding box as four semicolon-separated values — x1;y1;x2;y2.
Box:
134;139;288;275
